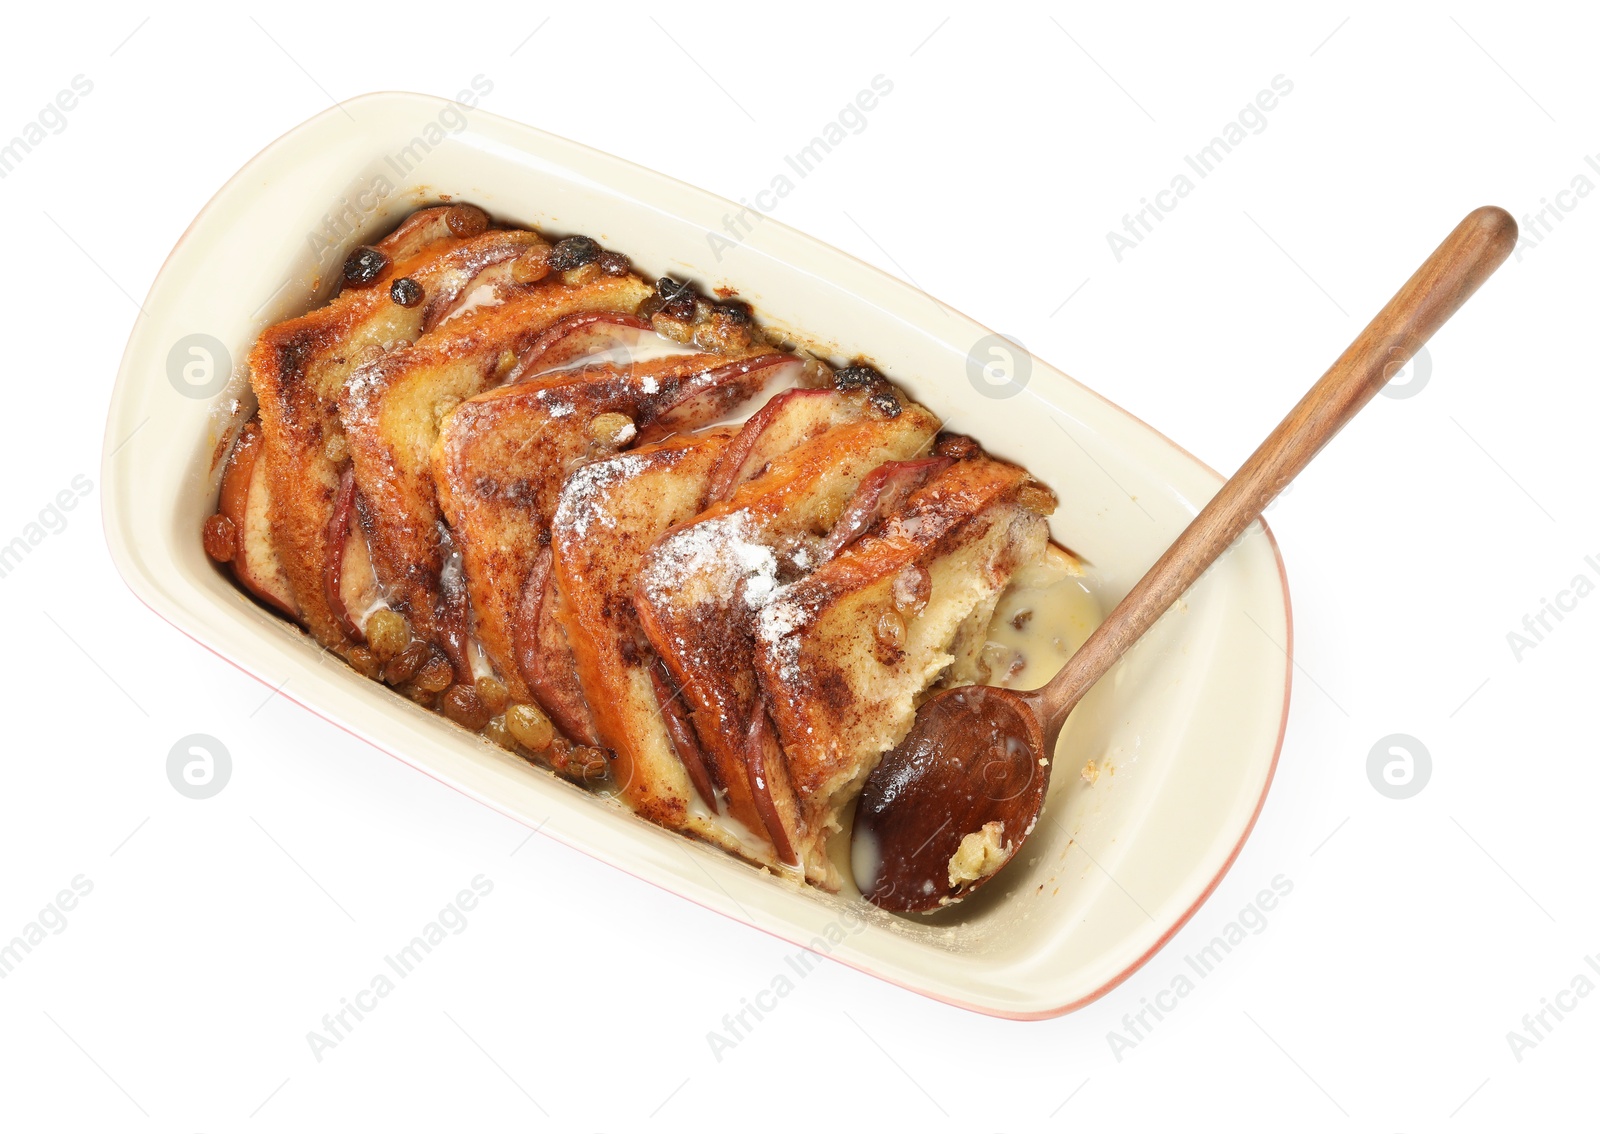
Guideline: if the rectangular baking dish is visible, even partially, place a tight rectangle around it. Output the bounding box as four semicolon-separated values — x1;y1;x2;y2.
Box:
102;91;1291;1018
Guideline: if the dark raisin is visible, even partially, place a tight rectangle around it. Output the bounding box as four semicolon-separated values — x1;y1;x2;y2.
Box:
390;277;424;308
662;295;697;321
445;204;488;237
343;246;389;286
834;365;883;391
655;276;695;304
548;236;601;271
718;299;753;325
934;432;981;460
868;390;902;417
596;250;631;277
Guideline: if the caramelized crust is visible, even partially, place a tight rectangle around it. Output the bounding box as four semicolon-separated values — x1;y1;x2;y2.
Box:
752;456;1051;882
337;263;651;665
433;351;801;726
550;431;786;863
250;225;528;647
634;403;941;877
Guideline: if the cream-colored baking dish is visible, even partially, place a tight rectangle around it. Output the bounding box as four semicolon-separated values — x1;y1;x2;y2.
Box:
101;92;1290;1018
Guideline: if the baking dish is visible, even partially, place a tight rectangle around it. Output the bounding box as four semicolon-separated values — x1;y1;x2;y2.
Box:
101;91;1291;1018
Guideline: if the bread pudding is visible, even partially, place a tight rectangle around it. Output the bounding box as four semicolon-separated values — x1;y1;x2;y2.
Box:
204;203;1094;892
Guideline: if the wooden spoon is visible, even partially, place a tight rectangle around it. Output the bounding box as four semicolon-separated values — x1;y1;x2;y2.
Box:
853;206;1518;913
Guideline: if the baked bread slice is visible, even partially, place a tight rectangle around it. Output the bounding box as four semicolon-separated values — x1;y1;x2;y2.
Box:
550;430;782;861
634;399;941;875
434;351;804;738
751;455;1053;884
337;264;652;670
250;224;532;647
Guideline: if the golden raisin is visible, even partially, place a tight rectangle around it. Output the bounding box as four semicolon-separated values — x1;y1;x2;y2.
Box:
569;745;610;783
445;204;489;238
511;245;551;284
400;681;437;707
874;609;907;659
1017;478;1058;516
505;702;554;750
383;641;428;685
365;610;410;661
562;261;602;287
346;646;382;680
441;684;492;730
589;412;636;447
475;676;509;714
414;656;454;694
203;514;237;562
891;563;931;617
484;715;514;749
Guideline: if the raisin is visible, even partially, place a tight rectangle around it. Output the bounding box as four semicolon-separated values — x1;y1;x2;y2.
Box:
511;245;551;284
934;432;981;460
346;646;382;680
475;676;510;715
662;295;697;321
596;250;631;277
390;277;424;308
1016;479;1058;515
445;204;488;238
342;246;389;286
834;365;883;391
718;299;753;325
868;389;902;417
547;235;601;271
656;276;691;299
442;684;492;730
414;656;454;694
365;610;409;661
202;513;237;562
506;703;554;750
383;642;428;685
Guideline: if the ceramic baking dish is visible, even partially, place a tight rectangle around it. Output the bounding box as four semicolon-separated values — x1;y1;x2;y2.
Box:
101;91;1291;1018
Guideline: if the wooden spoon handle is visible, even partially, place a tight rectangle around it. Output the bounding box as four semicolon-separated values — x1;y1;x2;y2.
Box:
1030;206;1518;730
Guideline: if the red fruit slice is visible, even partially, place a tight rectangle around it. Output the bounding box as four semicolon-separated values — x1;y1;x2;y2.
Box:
217;422;297;617
323;468;363;641
513;546;601;745
819;456;953;562
510;312;653;379
634;354;805;444
706;387;840;502
743;706;799;866
649;659;721;815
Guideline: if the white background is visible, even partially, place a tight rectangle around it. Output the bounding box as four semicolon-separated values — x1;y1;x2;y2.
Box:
2;2;1595;1130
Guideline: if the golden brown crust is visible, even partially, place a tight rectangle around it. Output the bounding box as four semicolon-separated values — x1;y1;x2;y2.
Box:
549;431;779;860
433;351;798;712
337;262;650;663
249;227;496;647
633;404;941;876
